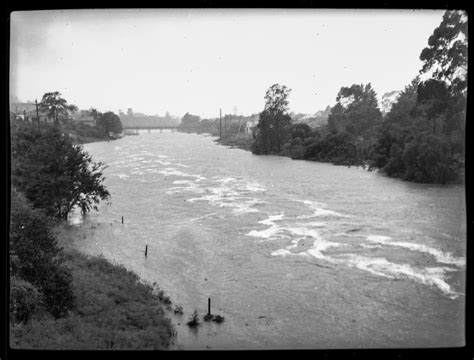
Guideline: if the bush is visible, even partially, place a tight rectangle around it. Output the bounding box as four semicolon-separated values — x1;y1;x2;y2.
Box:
10;189;74;319
402;133;458;184
382;143;406;178
187;310;200;328
303;132;359;165
10;277;45;324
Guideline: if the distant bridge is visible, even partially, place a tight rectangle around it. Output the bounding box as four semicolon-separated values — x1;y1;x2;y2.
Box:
122;125;179;133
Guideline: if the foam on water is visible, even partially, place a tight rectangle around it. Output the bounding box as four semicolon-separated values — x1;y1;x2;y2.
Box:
333;254;463;299
247;213;285;239
270;234;343;262
366;235;466;267
173;180;194;185
157;167;206;181
304;240;344;261
296;199;349;218
180;177;267;215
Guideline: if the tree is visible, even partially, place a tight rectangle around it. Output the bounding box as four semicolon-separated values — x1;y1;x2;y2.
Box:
303;131;358;165
327;103;345;134
290;123;313;140
402;133;458;184
415;79;450;135
179;113;201;130
263;83;291;115
329;83;382;136
252;84;292;155
39;92;78;125
101;112;123;135
11;126;110;219
420;10;467;93
385;77;419;127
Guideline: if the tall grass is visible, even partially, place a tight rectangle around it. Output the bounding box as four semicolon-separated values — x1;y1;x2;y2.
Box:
10;249;176;350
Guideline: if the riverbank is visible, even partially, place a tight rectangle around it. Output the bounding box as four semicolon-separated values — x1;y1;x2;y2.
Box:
10;221;177;350
214;135;254;151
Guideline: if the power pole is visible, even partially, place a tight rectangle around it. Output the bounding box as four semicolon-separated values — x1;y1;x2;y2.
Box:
35;99;40;129
219;108;222;140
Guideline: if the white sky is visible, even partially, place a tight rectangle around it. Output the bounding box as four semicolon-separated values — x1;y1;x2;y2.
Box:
10;9;445;118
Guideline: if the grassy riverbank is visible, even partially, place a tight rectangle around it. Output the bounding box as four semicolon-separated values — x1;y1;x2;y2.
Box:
10;123;177;350
10;240;177;350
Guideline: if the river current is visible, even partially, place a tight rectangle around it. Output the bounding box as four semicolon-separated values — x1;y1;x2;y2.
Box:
69;130;466;349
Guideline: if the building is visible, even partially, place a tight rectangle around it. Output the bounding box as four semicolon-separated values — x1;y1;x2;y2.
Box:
71;110;96;127
10;102;50;123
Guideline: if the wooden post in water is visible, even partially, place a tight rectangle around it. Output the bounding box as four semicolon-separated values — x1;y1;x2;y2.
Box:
121;216;123;224
208;298;211;316
145;245;148;257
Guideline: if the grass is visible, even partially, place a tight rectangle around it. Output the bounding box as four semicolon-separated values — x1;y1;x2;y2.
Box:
10;249;176;350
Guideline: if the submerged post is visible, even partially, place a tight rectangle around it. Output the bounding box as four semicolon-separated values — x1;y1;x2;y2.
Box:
145;245;148;257
208;297;211;315
122;216;124;224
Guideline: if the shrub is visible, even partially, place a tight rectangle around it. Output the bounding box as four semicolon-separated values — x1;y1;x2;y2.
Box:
10;277;45;324
402;133;458;184
10;189;74;319
187;310;200;328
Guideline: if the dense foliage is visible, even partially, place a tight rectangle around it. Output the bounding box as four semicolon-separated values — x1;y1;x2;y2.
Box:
248;10;465;184
11;125;110;219
179;112;202;130
98;111;123;135
10;189;74;321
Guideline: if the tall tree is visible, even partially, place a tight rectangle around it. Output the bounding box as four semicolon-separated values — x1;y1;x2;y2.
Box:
419;9;467;138
39;92;78;125
419;10;467;94
252;84;292;154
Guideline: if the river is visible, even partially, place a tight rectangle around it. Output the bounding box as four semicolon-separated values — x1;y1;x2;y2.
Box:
69;130;466;350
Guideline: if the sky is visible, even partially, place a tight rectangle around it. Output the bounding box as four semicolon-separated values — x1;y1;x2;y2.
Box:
10;9;445;118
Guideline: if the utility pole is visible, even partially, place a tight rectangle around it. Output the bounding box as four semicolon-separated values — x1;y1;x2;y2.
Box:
219;108;222;140
35;99;40;129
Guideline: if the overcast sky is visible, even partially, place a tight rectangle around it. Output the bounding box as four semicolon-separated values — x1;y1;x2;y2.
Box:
10;9;445;118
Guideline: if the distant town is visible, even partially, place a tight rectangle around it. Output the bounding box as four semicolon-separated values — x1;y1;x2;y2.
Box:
9;90;402;139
